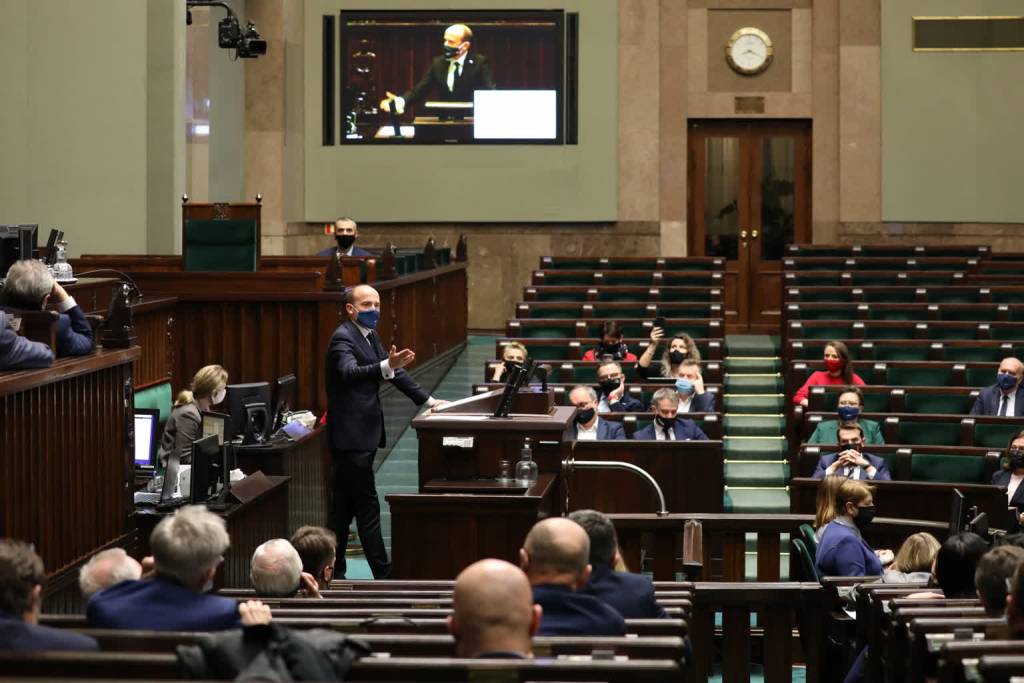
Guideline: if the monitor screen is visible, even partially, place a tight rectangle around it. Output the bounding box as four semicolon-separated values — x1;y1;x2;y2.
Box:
339;10;565;145
226;382;272;444
190;434;223;504
133;410;159;468
202;411;229;446
273;374;297;429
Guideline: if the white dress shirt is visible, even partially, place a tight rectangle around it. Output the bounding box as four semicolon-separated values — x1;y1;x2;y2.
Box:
576;419;599;441
353;320;435;407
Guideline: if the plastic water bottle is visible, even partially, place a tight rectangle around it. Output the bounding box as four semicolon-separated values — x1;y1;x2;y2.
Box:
515;437;538;487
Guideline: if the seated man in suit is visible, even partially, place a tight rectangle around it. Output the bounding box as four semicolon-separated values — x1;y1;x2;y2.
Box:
87;505;271;631
316;217;372;258
567;509;668;619
379;24;496;115
1;259;93;357
448;559;541;658
251;539;321;599
971;357;1024;417
520;518;625;636
976;545;1024;617
0;310;53;370
289;526;337;592
675;359;715;413
812;423;891;481
595;360;644;413
632;388;708;441
1007;562;1024;636
78;548;142;601
0;539;98;652
565;385;625;441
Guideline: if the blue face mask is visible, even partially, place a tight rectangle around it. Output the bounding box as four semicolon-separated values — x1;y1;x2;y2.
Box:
357;309;380;329
998;372;1018;392
837;406;860;422
675;379;694;395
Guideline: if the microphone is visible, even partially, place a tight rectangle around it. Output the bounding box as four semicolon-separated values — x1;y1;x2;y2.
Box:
388;99;401;138
531;364;551;392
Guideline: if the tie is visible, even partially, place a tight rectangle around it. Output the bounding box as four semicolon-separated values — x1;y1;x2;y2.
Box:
663;426;672;440
447;61;459;91
366;331;379;357
1000;395;1009;417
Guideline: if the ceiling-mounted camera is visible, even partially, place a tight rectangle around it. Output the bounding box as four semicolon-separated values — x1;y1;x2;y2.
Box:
187;1;266;59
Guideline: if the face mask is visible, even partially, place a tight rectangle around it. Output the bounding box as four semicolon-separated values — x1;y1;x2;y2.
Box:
675;379;694;395
599;379;621;395
655;415;676;429
212;388;226;405
852;505;876;529
575;407;595;425
824;358;844;373
841;442;862;453
504;360;519;373
356;308;380;329
600;343;623;358
336;235;356;250
443;43;461;59
998;372;1018;392
668;350;687;365
1009;448;1024;470
837;406;860;422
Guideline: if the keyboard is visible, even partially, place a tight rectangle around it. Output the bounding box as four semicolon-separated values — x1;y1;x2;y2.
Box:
134;491;161;505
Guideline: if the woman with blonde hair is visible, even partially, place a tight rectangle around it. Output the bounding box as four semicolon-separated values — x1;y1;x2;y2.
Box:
813;475;847;539
883;532;939;583
636;328;702;380
157;364;229;466
816;479;892;576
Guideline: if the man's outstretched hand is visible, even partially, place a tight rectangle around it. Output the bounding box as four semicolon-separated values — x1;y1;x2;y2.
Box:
389;345;416;370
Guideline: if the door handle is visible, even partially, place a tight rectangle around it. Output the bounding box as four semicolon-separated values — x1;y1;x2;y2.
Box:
751;230;759;239
740;230;748;239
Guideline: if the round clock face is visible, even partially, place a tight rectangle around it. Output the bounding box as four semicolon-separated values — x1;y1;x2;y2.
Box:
726;28;773;75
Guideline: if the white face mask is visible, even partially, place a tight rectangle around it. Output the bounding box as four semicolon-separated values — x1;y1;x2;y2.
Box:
212;388;226;405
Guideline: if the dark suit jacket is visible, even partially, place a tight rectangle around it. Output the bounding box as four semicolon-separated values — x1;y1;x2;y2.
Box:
632;419;708;441
812;452;892;481
816;520;882;577
532;584;626;636
55;305;95;357
86;576;240;631
970;384;1024;417
992;470;1024;513
0;311;53;369
326;319;429;452
316;245;373;258
564;418;626;441
581;565;668;619
402;54;496;105
0;614;98;651
679;391;716;413
598;391;645;413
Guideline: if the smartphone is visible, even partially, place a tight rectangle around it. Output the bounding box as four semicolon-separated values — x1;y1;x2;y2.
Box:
653;316;666;331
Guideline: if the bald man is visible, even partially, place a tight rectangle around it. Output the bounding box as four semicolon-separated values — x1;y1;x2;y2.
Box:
519;518;626;636
326;285;446;579
78;549;143;601
971;357;1024;417
379;24;496;116
447;559;541;658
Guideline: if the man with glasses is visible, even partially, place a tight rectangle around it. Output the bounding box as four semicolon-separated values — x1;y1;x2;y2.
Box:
595;360;644;413
812;423;891;481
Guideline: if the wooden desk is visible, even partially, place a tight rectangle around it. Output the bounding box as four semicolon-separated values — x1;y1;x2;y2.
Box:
387;473;558;580
134;475;290;588
0;348;140;610
234;428;329;532
62;277;120;314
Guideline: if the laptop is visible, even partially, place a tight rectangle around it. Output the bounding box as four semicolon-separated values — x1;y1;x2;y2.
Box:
133;409;160;472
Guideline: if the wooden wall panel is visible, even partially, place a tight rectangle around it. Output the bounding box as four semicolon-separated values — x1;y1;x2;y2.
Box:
130;297;176;389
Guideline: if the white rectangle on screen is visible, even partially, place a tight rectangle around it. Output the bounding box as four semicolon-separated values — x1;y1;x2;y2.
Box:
473;90;557;140
134;414;155;466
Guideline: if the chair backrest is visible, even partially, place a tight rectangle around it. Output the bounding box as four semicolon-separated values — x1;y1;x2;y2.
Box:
798;523;819;559
183;218;258;272
792;538;820;582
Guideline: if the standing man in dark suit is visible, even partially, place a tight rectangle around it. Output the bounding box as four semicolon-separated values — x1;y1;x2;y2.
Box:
971;357;1024;417
812;423;891;481
326;284;445;578
316;217;373;258
0;539;98;652
2;259;94;357
632;388;708;441
565;385;626;441
379;24;496;115
567;509;668;619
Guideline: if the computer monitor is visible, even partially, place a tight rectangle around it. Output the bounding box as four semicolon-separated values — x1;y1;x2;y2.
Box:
272;374;297;430
202;410;230;445
949;488;966;535
133;409;160;469
226;382;272;445
0;225;37;279
190;435;223;504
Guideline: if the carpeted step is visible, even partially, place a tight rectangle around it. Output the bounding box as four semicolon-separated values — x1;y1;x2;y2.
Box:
723;415;785;437
723;436;789;459
724;461;790;486
724;374;783;393
724;394;785;414
725;334;780;357
725;357;782;374
724;488;792;514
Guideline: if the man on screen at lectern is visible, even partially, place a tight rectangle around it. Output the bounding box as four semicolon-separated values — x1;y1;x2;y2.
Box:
378;24;496;115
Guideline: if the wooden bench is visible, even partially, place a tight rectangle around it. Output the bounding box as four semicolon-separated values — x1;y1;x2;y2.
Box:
782;256;981;272
523;284;724;304
532;269;723;287
516;301;724;320
783;244;989;258
483;359;724;384
507;317;723;340
539;255;726;271
783;284;1024;305
786;319;1024;343
785;338;1019;364
794;442;1001;482
496;337;725;361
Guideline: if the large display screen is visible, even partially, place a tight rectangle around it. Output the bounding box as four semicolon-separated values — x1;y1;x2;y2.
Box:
339;10;565;144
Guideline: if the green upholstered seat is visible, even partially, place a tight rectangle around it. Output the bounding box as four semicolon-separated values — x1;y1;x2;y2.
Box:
798;523;819;560
791;274;841;286
592;306;648;319
547;258;603;270
519;325;572;339
873;345;928;361
898;420;960;446
659;304;713;318
939;308;992;322
868;309;916;321
792;539;820;582
803;325;851;340
966;367;996;388
183;219;258;272
944;346;1003;362
886;366;953;387
903;391;971;415
928;291;980;304
543;273;593;286
862;289;917;303
134;382;173;424
865;326;915;340
562;365;599;384
603;273;653;286
535;290;588;302
525;306;579;319
991;325;1024;341
666;323;712;339
520;343;566;361
799;290;854;302
653;289;713;302
927;326;973;341
974;422;1021;449
802;306;857;321
911;454;986;484
662;273;714;286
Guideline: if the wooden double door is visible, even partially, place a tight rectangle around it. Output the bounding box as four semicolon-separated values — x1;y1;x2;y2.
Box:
688;120;812;333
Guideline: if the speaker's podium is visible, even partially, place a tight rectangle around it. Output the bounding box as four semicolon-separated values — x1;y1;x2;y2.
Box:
386;387;575;579
374;101;474;143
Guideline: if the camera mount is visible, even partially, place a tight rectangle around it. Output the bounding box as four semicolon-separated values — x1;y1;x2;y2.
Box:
185;0;267;59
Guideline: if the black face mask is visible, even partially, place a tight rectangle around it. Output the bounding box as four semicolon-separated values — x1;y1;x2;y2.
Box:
853;505;876;530
600;343;624;359
599;379;621;395
668;350;687;365
655;415;676;429
1010;448;1024;470
575;407;595;425
336;235;356;250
